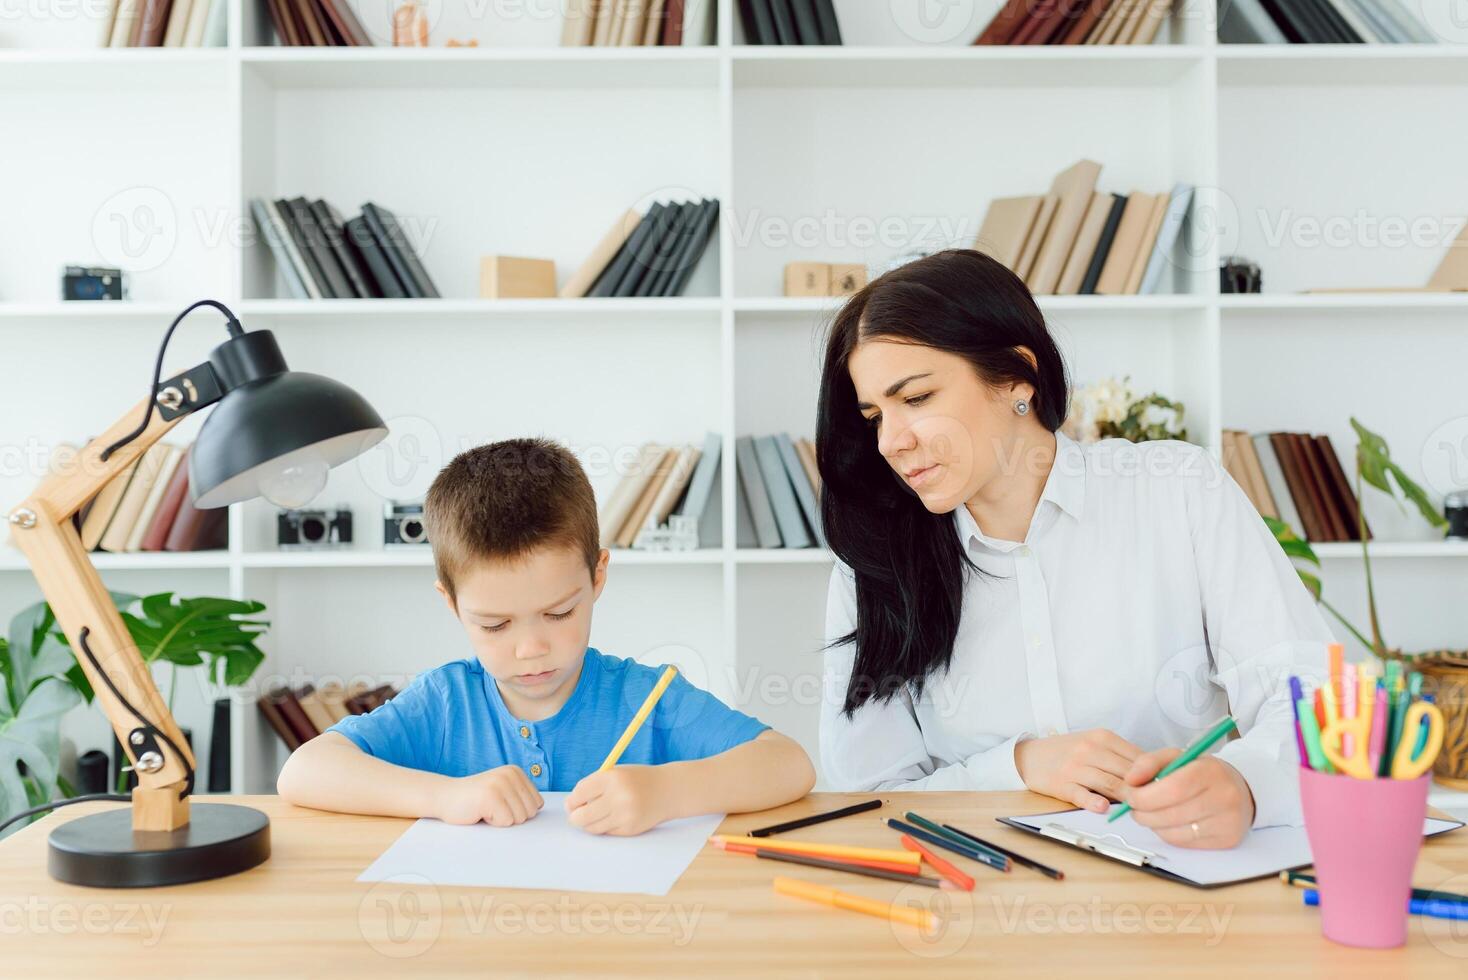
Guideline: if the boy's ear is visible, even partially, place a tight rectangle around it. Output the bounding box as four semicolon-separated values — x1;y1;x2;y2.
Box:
433;579;457;615
590;549;610;601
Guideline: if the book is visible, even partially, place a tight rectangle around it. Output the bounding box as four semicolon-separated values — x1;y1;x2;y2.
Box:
974;195;1043;271
562;0;599;44
1112;0;1151;42
810;0;841;42
99;443;173;553
646;445;702;530
562;208;641;298
616;202;689;297
589;204;664;297
276;685;320;744
1297;433;1349;541
736;436;781;547
317;682;353;723
1056;191;1112;295
258;689;304;751
1031;0;1089;43
163;494;228;552
643;200;702;297
1079;193;1126;294
1121;192;1169;294
297;688;336;734
787;0;823;42
675;432;723;545
1253;434;1304;541
1234;431;1279;520
777;433;824;547
1093;192;1154;294
275;197;335;296
1269;433;1326;542
1060;0;1116;42
1010;0;1060;43
263;0;298;44
615;447;677;547
1015;194;1059;283
766;0;800;43
620;0;651;44
795;437;821;497
124;444;183;551
1138;182;1194;294
287;197;354;297
681;0;715;43
182;0;210;45
202;0;226;45
311;200;374;298
319;0;371;45
345;215;406;298
137;0;173;46
140;447;192;551
250;198;310;299
362;202;441;298
662;199;719;296
598;443;667;547
755;435;811;548
79;456;141;551
975;0;1033;43
1128;0;1171;43
98;0;120;46
290;0;328;45
1218;0;1289;41
108;0;141;46
1315;434;1371;540
1223;431;1266;517
661;0;685;43
642;0;668;44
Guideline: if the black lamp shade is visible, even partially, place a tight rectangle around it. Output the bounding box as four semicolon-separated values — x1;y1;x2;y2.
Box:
190;371;387;509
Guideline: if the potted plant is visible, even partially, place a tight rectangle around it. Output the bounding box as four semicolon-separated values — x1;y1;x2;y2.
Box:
1269;418;1468;788
1;592;267;836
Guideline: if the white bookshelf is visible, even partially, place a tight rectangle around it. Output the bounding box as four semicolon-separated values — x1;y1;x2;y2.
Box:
2;1;1466;798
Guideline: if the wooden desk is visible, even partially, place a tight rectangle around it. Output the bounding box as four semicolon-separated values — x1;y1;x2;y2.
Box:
2;792;1465;977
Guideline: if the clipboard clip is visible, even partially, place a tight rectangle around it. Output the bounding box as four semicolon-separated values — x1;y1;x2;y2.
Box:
1039;823;1161;867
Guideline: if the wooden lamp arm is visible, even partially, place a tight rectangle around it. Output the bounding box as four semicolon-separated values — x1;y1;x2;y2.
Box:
7;395;196;832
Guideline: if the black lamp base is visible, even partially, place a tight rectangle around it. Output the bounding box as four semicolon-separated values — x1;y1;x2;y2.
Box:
48;802;270;888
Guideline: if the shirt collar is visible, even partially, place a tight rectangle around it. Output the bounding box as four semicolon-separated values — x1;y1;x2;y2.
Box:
479;646;601;736
952;429;1086;549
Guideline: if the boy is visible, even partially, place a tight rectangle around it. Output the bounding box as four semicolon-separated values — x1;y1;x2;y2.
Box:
278;438;815;835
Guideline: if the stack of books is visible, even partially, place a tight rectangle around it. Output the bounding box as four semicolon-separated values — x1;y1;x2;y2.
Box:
97;0;225;47
71;441;228;554
974;160;1194;296
1222;430;1371;543
258;682;399;751
599;433;722;550
262;0;372;45
562;0;716;45
975;0;1173;45
251;198;440;300
735;0;843;44
1218;0;1434;43
561;199;719;299
737;433;823;550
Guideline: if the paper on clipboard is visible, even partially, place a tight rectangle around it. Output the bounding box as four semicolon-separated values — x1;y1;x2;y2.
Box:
1002;807;1463;887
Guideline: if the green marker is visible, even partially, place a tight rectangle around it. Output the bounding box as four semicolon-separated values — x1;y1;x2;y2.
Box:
1108;716;1239;823
1295;698;1330;773
904;811;1008;864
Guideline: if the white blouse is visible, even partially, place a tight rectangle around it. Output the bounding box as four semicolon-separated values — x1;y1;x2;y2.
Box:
820;430;1333;828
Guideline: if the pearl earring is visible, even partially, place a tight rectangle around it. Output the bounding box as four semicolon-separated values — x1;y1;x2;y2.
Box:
1014;399;1030;417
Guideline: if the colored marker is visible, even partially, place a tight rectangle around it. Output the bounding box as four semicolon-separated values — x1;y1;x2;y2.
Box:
774;876;937;932
1288;676;1308;766
1109;716;1238;822
1304;889;1468;922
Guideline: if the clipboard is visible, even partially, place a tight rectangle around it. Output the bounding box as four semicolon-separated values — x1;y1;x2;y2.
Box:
997;807;1465;889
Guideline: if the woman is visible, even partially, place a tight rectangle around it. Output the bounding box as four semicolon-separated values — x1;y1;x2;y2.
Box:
816;249;1329;850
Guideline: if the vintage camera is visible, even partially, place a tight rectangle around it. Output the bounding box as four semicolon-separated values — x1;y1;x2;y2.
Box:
384;501;429;547
1446;491;1468;540
277;507;353;549
62;266;125;301
1220;256;1262;294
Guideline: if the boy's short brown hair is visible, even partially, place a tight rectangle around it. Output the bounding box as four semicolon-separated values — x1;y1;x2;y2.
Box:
424;438;600;601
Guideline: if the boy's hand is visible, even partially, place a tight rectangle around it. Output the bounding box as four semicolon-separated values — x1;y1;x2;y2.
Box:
436;765;544;827
565;765;675;836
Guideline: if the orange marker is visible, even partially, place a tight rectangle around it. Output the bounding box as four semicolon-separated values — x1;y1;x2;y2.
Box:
773;876;937;933
711;835;920;868
712;839;918;876
900;835;976;892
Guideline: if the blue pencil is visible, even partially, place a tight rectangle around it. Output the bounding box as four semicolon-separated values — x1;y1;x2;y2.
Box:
1304;889;1468;921
884;818;1008;873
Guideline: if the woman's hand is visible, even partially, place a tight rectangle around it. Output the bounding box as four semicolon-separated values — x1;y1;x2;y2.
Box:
1122;749;1255;849
1014;729;1144;813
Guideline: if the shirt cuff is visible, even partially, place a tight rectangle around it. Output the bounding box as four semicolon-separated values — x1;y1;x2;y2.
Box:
1215;740;1302;829
966;732;1031;791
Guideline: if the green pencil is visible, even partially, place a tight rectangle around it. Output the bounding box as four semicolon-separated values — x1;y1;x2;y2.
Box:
1108;716;1239;823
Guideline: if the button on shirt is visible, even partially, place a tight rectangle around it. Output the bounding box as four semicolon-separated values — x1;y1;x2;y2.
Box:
820;432;1332;828
330;648;768;792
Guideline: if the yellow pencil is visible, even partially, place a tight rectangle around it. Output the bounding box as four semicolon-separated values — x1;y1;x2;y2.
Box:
599;665;678;770
774;876;937;932
712;835;921;867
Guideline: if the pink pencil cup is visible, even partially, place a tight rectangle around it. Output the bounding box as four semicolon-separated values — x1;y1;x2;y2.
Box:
1299;767;1431;948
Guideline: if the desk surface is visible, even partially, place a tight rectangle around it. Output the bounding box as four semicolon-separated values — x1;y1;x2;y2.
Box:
2;792;1466;977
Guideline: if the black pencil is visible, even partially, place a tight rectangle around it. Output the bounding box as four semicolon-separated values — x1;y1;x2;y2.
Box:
749;798;883;837
942;822;1064;880
752;847;942;887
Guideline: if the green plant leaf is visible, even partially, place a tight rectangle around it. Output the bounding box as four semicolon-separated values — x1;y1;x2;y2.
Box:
120;594;269;683
0;678;82;837
1351;417;1447;529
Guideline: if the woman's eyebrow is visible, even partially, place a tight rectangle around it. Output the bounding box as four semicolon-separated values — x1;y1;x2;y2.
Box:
856;372;933;411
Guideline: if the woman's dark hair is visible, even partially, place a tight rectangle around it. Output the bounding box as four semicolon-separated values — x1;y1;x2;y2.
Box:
816;249;1069;717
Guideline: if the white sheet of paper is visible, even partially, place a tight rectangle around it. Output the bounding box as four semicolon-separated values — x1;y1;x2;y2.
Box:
1008;807;1462;886
357;793;724;895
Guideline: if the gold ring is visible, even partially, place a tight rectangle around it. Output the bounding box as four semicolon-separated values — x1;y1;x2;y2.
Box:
1191;821;1201;840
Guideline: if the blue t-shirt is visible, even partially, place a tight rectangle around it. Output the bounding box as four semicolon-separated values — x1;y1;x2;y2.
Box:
327;648;768;792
